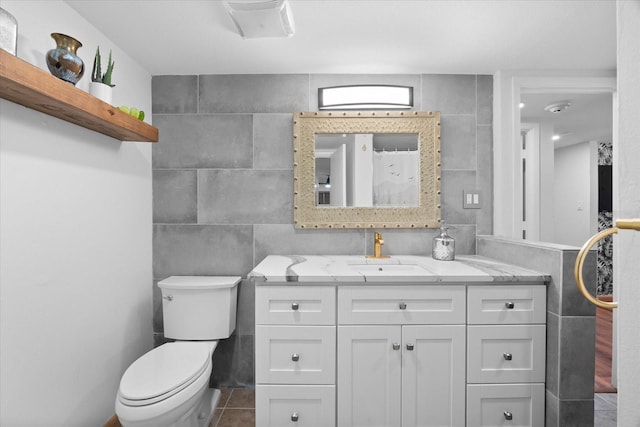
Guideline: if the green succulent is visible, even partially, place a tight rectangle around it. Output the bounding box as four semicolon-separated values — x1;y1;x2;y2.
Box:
91;46;115;87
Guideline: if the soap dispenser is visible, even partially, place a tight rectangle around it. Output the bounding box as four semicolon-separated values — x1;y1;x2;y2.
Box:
432;222;455;261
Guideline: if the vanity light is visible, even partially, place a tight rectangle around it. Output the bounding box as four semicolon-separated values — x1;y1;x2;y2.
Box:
318;85;414;110
223;0;295;39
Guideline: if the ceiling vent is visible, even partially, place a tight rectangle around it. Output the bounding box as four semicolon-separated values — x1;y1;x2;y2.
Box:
544;100;572;114
224;0;295;39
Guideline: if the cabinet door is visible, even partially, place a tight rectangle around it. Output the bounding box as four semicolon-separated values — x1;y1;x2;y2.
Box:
467;383;545;427
256;385;335;427
467;285;546;325
467;325;546;384
337;325;401;427
256;325;336;384
338;286;466;325
402;325;466;427
256;285;336;325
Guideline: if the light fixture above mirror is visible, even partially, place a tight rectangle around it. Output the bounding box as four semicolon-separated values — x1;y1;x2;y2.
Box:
318;85;414;110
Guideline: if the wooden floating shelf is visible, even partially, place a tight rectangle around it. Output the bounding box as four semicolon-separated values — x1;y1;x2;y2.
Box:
0;49;158;142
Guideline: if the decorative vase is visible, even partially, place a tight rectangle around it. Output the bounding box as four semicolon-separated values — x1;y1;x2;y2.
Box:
46;33;84;85
89;82;113;104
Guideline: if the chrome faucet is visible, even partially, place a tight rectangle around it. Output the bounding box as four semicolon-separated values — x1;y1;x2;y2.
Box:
367;232;390;259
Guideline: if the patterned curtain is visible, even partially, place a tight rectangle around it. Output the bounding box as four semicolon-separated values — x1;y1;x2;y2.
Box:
597;141;613;295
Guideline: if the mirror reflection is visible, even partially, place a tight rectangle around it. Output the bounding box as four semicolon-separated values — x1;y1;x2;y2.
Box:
315;134;419;207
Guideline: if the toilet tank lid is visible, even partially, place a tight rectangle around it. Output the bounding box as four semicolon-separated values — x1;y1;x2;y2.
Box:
158;276;241;290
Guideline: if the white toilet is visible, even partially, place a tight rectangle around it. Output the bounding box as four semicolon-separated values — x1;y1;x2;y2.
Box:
115;276;240;427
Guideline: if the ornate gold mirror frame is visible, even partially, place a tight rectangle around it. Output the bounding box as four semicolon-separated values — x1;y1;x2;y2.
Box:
293;111;441;229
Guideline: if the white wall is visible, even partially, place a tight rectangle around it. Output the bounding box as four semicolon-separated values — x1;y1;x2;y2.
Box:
552;141;598;246
615;1;640;425
0;2;153;425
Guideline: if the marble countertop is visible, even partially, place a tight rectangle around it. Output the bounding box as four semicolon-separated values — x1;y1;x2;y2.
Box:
248;255;550;284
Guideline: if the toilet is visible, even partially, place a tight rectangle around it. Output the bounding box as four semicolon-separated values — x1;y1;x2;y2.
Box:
115;276;240;427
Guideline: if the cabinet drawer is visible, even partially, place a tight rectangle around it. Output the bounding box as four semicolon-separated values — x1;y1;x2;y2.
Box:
256;385;335;427
338;286;466;325
467;285;546;325
256;326;336;384
467;383;545;427
467;325;546;383
256;286;335;325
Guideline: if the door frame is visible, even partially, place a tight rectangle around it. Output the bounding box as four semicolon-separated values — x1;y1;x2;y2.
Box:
492;71;616;239
493;70;618;386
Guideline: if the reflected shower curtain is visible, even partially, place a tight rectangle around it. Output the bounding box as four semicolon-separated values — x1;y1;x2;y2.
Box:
372;151;419;206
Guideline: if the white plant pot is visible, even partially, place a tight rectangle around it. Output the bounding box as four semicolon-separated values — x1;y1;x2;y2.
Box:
89;82;113;105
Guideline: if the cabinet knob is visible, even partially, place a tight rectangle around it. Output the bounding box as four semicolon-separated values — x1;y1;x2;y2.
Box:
504;411;513;420
406;343;415;351
399;302;407;310
291;353;300;362
291;302;299;311
503;352;513;361
291;412;299;422
505;301;515;309
393;343;401;350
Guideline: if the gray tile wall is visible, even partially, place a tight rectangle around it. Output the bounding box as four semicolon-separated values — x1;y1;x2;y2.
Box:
152;74;493;387
477;236;597;427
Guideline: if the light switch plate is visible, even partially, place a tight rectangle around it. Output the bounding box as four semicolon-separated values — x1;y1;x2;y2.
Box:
463;190;482;209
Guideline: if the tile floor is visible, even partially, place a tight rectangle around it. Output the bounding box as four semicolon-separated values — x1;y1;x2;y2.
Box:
210;388;255;427
594;393;617;427
214;389;617;427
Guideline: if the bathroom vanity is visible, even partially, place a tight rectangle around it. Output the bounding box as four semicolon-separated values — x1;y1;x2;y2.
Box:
250;255;549;427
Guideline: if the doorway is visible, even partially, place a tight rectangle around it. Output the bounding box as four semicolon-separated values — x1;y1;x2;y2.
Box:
519;91;615;398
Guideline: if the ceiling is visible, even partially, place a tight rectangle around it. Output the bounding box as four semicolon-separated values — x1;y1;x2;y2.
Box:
66;1;616;148
65;0;616;76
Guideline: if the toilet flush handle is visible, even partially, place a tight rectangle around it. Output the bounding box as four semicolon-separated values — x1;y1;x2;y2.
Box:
163;295;173;302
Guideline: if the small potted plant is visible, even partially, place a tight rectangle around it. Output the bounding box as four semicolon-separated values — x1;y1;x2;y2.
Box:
89;46;115;104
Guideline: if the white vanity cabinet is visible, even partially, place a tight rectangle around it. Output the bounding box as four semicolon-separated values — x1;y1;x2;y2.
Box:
466;285;547;427
337;286;467;427
255;286;337;427
254;280;547;427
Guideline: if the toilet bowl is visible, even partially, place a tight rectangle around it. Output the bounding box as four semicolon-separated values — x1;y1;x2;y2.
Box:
116;276;240;427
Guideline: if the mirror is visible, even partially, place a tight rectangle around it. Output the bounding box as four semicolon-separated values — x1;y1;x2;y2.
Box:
293;111;441;229
315;133;419;207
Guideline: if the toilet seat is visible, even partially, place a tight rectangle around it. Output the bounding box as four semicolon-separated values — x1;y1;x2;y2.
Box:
118;342;212;407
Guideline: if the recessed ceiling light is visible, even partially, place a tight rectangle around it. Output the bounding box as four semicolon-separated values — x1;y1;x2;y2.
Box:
551;132;571;141
519;102;525;109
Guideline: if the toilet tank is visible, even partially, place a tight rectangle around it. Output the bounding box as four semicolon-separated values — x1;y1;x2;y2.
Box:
158;276;240;340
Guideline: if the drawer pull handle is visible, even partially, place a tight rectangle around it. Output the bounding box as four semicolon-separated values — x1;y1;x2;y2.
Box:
406;343;415;351
393;343;401;350
162;295;173;302
291;353;300;362
503;352;513;361
291;412;299;422
291;302;299;311
504;411;513;420
399;302;407;310
505;301;515;309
